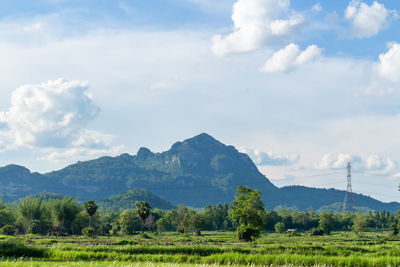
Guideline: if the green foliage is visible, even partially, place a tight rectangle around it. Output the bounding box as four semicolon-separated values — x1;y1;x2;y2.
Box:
202;204;232;230
27;219;51;234
97;189;175;212
390;221;399;235
353;213;368;236
84;200;98;227
0;225;16;235
230;186;264;241
0;240;47;258
135;201;151;232
181;210;204;235
236;225;261;241
318;212;334;235
81;226;96;237
310;227;325;236
274;222;286;233
46;197;81;233
118;209;139;235
18;196;46;232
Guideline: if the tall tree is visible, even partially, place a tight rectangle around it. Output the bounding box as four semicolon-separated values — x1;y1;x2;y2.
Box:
135;201;151;232
84;200;98;227
230;186;264;241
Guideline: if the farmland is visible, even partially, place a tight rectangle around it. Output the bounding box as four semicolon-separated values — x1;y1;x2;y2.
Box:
2;231;400;266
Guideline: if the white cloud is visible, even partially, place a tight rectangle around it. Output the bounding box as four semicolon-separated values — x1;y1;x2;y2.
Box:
344;0;398;39
211;0;305;56
261;43;322;73
0;78;126;164
316;153;399;176
312;3;322;12
239;147;299;166
316;153;362;170
377;43;400;83
0;79;100;148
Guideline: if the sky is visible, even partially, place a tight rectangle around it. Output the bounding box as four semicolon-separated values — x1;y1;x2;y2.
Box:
0;0;400;203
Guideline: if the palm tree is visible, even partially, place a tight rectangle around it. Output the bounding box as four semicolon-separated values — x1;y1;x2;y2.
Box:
84;200;98;227
135;201;151;232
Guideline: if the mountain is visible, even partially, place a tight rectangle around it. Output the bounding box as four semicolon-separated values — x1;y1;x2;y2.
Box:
0;164;64;201
44;133;280;208
279;186;399;213
97;189;176;212
0;133;398;212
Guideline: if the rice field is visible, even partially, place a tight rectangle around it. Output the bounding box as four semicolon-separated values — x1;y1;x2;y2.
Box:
1;231;400;266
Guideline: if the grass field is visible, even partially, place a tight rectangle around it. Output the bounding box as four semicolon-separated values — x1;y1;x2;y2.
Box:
1;231;400;266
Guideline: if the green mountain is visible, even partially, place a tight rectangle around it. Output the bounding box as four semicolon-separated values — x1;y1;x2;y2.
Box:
279;186;399;213
44;133;280;208
97;189;175;212
0;133;398;212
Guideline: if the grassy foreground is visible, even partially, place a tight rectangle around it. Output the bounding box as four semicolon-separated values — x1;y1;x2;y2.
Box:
1;231;400;266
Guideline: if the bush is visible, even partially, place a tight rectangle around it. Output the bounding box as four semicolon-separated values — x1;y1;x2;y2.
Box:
390;222;399;235
27;220;51;235
82;226;96;237
310;227;325;236
236;225;260;241
0;225;16;235
0;240;47;257
274;222;286;233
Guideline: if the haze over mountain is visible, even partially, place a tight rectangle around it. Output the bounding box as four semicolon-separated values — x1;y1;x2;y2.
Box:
0;133;398;212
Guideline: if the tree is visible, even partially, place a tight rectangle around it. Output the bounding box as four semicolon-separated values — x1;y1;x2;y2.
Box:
84;200;98;227
119;209;139;234
275;222;286;233
230;186;264;241
18;196;46;233
318;212;334;235
353;213;367;236
47;197;81;233
135;201;151;232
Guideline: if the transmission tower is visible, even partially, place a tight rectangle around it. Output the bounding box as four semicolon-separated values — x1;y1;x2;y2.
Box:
342;162;355;213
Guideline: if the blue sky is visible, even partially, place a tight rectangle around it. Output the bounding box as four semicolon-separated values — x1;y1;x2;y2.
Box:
0;0;400;202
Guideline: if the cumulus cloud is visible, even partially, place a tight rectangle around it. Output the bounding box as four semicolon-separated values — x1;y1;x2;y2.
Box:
211;0;305;56
312;3;322;12
316;153;399;176
0;79;100;148
239;147;299;166
260;43;322;73
316;153;362;170
377;43;400;83
344;0;398;39
0;78;126;163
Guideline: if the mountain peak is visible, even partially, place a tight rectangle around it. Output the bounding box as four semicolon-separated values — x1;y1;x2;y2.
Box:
1;164;31;175
136;147;154;161
170;133;223;151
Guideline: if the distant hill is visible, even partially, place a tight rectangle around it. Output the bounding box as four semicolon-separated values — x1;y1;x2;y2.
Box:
279;186;399;213
0;133;398;212
97;189;175;212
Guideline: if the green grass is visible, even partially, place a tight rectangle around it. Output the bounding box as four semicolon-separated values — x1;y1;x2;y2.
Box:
2;231;400;266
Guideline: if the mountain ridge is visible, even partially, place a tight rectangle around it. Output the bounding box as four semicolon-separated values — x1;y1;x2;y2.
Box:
0;133;398;212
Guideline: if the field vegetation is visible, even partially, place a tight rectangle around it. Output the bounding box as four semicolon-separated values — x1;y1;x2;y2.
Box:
1;186;400;266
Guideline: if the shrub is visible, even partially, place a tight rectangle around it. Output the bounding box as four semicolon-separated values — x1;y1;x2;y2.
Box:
82;226;96;237
0;225;16;235
274;222;286;233
0;240;47;257
310;227;324;236
236;225;260;241
390;222;399;235
27;220;50;234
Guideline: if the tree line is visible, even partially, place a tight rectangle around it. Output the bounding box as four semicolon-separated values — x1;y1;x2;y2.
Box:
0;186;399;241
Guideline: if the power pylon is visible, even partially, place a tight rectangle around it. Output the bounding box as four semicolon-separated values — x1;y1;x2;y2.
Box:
342;162;355;213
